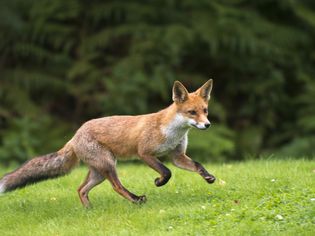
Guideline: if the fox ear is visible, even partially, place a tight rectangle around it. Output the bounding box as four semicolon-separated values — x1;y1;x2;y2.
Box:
172;81;189;103
196;79;213;102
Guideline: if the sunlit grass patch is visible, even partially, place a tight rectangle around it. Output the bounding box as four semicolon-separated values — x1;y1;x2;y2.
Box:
0;159;314;236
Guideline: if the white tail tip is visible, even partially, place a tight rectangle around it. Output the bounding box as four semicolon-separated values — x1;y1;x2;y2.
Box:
0;181;6;194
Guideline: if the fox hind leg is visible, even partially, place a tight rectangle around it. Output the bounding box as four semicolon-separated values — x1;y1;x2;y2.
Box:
78;167;105;208
85;149;146;204
75;139;146;205
104;163;147;204
97;151;146;204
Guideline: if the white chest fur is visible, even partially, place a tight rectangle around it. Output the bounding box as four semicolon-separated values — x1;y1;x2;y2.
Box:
155;114;189;156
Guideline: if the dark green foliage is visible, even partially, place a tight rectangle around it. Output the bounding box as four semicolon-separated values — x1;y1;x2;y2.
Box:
0;0;315;164
188;125;235;162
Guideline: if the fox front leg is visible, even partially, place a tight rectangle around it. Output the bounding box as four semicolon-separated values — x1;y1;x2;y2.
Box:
172;153;216;184
139;154;172;187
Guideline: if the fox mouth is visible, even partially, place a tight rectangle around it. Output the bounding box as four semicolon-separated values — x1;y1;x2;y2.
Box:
191;124;208;130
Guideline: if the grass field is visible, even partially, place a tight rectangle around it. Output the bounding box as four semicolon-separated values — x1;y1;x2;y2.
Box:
0;159;314;236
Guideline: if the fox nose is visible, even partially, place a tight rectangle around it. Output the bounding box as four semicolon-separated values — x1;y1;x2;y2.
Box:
205;123;211;129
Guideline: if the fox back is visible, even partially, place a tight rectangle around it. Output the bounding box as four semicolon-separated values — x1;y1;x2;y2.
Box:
70;79;213;159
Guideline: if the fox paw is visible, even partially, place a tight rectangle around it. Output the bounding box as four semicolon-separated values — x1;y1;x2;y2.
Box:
155;178;163;187
154;174;171;187
134;195;147;204
155;177;169;187
205;175;216;184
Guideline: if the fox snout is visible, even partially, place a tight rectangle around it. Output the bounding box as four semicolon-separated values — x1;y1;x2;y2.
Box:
189;119;211;130
196;121;211;130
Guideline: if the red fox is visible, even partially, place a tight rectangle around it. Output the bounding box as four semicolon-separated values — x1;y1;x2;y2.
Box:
0;80;216;207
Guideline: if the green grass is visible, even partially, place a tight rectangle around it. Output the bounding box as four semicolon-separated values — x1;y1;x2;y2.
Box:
0;159;314;236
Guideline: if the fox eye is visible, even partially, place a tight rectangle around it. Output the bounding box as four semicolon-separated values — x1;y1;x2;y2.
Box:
203;108;208;113
188;110;197;115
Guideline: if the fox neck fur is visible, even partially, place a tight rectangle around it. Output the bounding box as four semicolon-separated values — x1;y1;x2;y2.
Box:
155;108;190;156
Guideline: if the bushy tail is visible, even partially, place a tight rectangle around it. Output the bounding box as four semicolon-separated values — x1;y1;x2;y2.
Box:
0;144;78;194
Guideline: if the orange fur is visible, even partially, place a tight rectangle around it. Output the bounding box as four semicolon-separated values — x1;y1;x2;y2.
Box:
72;80;212;159
0;79;216;207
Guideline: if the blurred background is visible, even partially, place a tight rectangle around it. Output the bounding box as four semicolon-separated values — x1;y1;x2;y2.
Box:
1;0;315;165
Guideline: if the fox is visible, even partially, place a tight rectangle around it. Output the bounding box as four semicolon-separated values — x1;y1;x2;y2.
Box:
0;79;216;207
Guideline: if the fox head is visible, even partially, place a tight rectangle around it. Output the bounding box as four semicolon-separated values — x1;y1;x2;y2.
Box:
172;79;213;130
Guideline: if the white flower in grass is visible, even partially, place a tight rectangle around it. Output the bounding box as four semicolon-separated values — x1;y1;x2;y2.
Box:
219;179;226;186
275;214;284;220
271;179;276;182
310;198;315;201
201;205;206;210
